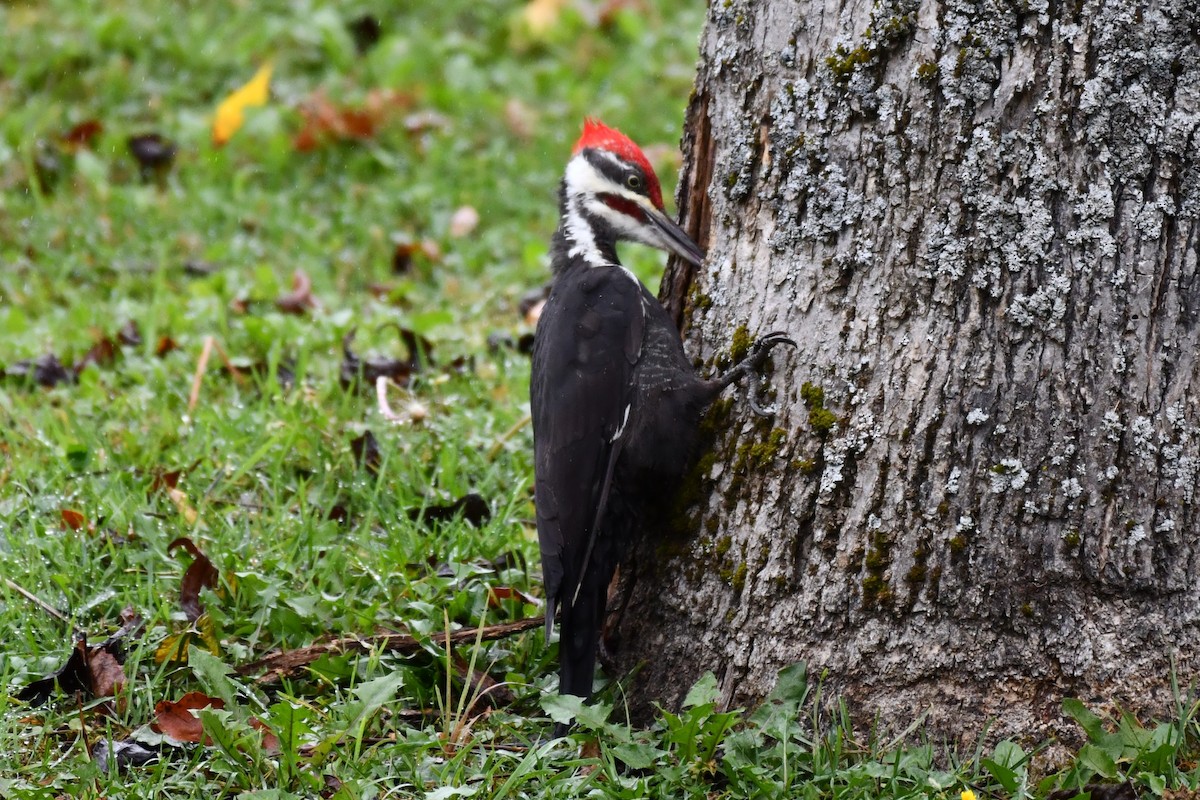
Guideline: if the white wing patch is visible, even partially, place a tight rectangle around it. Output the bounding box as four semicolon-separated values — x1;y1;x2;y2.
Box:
610;403;632;442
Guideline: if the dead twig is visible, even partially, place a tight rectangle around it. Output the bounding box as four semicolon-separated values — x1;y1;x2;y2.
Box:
186;336;214;415
237;615;545;684
4;577;70;624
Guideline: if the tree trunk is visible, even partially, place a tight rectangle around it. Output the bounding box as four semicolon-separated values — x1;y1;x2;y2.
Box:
615;0;1200;746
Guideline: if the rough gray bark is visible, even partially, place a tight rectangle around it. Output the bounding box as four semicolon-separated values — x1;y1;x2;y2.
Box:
615;0;1200;746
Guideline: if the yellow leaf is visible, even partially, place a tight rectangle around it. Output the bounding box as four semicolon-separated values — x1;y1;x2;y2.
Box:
196;613;221;655
212;62;273;146
155;614;222;664
522;0;567;35
155;630;190;664
166;486;198;525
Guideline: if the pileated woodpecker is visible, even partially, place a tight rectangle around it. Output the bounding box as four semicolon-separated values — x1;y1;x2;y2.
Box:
531;119;793;709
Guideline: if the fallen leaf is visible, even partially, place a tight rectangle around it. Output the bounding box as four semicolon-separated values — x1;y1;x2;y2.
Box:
92;738;160;773
321;775;344;798
61;508;87;530
448;205;480;238
17;638;89;705
213;62;273;146
346;13;383;53
168;537;219;621
350;430;382;475
155;613;221;663
155;335;179;357
293;88;410;152
87;647;127;700
391;236;442;274
127;133;177;173
522;0;569;35
166;487;199;526
74;335;118;375
275;269;320;314
250;717;280;753
153;691;225;743
327;503;351;526
237;616;545;683
61;119;104;150
407;493;490;528
118;320;143;346
339;327;433;390
149;467;183;495
2;353;73;387
17;615;141;707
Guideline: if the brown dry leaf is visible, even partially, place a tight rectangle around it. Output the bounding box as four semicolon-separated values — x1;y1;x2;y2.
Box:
87;647;127;702
61;119;104;150
155;335;179;357
153;691;224;743
391;237;443;274
168;537;219;621
60;509;87;531
149;467;183;495
74;335;118;375
17;614;142;706
275;269;320;314
448;205;480;238
293;88;411;151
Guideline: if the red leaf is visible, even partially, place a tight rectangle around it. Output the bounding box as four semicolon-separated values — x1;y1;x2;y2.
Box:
154;335;179;357
60;509;87;530
251;717;280;753
153;691;224;743
61;119;104;149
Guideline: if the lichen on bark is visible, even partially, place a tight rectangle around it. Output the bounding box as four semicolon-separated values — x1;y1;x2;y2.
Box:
619;0;1200;746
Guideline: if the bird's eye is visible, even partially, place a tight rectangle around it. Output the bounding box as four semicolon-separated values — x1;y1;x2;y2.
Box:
626;174;643;191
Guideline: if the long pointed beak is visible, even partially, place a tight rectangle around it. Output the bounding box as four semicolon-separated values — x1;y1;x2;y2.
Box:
645;205;705;268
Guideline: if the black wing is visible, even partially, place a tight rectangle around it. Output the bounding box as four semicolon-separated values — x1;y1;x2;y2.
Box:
530;266;644;637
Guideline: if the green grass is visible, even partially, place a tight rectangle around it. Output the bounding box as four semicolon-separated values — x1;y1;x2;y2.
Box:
3;1;1200;798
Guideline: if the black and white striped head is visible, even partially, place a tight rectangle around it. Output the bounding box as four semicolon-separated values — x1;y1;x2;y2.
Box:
559;118;704;268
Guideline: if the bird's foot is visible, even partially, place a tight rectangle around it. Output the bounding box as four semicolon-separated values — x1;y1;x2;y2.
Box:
717;331;797;416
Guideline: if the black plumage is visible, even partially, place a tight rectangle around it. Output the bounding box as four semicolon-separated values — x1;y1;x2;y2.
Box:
531;120;793;714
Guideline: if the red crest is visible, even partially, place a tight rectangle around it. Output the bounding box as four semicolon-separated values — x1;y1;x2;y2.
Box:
572;118;664;209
